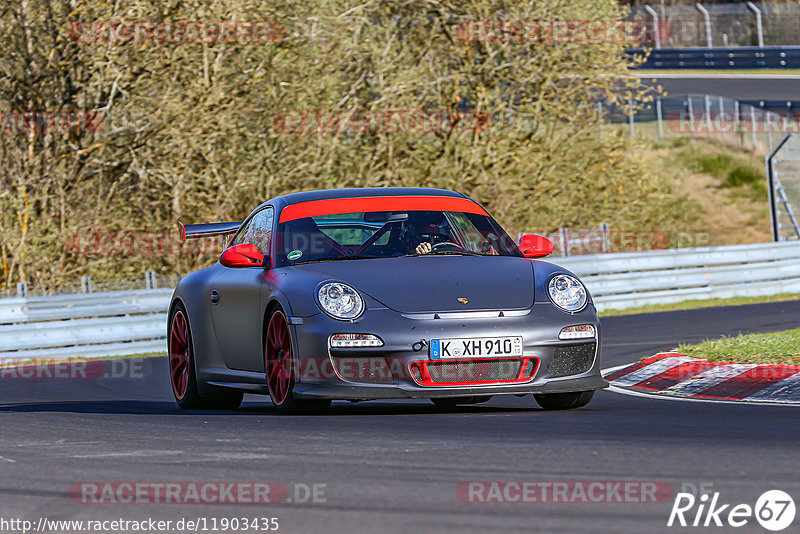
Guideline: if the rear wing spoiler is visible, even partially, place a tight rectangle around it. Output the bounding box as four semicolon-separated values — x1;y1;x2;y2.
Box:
178;221;241;242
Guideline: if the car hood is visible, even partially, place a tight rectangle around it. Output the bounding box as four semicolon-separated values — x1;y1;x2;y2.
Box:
293;255;534;313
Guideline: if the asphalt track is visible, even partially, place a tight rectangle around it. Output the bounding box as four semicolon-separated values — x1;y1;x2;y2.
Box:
637;73;800;101
1;300;799;534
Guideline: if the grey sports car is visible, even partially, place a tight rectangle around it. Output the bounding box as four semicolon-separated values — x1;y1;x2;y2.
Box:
169;187;607;413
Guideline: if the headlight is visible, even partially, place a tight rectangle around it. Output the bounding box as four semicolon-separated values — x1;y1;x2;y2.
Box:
317;282;364;320
548;274;588;313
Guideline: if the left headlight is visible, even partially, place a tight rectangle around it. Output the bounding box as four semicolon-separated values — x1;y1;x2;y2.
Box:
548;274;588;313
317;282;364;320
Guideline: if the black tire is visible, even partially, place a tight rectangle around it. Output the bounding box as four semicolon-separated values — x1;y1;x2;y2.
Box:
265;307;331;415
431;396;493;408
534;390;594;411
168;302;243;410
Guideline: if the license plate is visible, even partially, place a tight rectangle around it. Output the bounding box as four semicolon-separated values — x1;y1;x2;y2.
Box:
429;336;523;359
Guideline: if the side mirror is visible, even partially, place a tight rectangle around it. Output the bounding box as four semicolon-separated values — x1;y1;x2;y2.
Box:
519;234;555;258
220;243;266;268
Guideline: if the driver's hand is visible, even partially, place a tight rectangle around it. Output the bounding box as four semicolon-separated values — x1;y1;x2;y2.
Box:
415;242;432;255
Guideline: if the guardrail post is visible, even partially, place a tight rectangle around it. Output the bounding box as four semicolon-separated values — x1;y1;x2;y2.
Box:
704;94;712;133
559;227;569;257
81;276;92;294
750;106;757;146
643;5;661;49
718;96;725;138
628;99;635;139
696;4;713;48
746;2;764;48
145;270;157;290
687;96;695;135
16;283;27;298
656;97;664;138
601;223;610;253
734;100;741;144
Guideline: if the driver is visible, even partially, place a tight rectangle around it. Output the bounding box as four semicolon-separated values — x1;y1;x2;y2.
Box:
405;212;452;255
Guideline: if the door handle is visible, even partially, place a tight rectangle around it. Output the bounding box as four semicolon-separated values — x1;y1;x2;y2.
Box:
210;289;220;304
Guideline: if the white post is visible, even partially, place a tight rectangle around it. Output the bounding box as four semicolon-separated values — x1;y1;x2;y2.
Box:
145;270;157;290
687;96;695;135
81;276;92;294
559;227;569;257
656;96;664;138
704;94;712;133
750;105;757;146
746;2;764;48
16;282;27;298
601;223;610;253
696;4;713;48
643;5;661;49
628;99;635;139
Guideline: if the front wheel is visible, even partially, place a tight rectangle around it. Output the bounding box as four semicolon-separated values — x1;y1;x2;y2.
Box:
168;303;243;410
265;308;331;414
534;390;594;411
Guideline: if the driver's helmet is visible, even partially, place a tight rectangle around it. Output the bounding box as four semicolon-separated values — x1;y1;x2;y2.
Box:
402;212;451;247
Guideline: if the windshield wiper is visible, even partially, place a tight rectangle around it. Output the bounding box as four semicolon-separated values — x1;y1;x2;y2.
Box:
291;256;382;265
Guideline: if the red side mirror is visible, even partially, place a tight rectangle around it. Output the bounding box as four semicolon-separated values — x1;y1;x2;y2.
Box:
220;243;266;268
519;234;555;258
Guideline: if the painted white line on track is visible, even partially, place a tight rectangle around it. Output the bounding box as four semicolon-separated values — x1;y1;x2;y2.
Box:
635;73;800;80
605;383;800;408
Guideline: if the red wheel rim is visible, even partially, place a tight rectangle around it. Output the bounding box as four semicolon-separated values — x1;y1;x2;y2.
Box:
266;311;294;406
169;310;190;400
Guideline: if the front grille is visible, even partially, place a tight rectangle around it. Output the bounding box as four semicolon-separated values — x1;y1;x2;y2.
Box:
409;357;538;386
330;355;394;384
427;360;522;382
548;343;596;378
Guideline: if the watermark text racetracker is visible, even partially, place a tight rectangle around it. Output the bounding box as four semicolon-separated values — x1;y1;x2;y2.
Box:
70;482;326;505
457;480;674;504
69;20;285;45
0;358;150;380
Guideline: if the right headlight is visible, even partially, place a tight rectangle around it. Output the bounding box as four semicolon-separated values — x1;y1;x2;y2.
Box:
317;282;364;320
548;274;588;313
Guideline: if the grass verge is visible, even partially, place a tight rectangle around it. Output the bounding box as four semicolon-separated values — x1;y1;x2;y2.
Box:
598;292;800;317
676;328;800;366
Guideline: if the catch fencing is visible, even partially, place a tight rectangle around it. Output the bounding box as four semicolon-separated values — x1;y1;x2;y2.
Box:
1;241;799;359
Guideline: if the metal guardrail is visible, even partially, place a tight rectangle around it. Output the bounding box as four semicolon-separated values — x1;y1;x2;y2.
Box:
632;46;800;69
2;241;800;359
0;289;172;360
554;241;800;311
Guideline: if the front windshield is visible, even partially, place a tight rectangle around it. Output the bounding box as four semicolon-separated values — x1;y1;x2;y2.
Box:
274;209;522;267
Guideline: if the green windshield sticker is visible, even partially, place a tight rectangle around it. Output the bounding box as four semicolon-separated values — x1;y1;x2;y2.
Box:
287;250;303;260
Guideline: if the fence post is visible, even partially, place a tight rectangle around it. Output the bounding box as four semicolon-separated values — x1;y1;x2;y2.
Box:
750;106;757;146
598;101;604;139
746;2;764;48
81;276;92;294
734;100;742;144
696;3;713;48
16;283;27;298
601;223;610;253
687;96;695;135
145;270;157;290
643;5;661;49
718;96;725;138
656;97;664;138
628;99;635;139
559;227;569;257
704;94;712;133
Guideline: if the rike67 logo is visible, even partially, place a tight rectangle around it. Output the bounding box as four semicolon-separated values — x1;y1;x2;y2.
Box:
668;488;796;531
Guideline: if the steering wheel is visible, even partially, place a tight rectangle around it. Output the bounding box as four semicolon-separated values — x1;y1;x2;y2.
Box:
431;241;464;251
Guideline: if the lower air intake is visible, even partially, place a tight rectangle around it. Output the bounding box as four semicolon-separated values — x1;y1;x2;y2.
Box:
330;355;394;384
548;343;596;378
409;357;538;386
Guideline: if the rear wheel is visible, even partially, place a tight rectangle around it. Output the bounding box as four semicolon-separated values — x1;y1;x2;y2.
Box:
534;390;594;411
168;303;243;410
265;309;331;414
431;396;492;409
